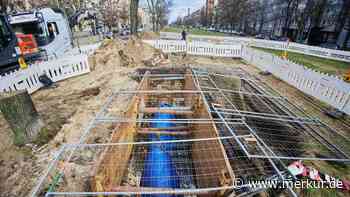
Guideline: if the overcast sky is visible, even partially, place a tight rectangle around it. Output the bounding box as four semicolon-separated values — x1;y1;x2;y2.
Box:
141;0;205;23
168;0;205;22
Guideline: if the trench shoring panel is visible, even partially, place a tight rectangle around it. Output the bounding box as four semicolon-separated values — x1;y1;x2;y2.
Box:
43;138;238;196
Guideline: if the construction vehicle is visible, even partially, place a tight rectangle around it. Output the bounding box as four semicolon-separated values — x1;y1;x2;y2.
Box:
8;8;73;59
0;8;73;74
0;13;40;74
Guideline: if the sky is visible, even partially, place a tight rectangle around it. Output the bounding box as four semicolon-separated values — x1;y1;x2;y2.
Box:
168;0;205;22
141;0;205;23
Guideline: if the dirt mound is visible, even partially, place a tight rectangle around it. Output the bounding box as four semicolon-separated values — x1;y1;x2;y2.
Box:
90;37;169;69
139;31;159;40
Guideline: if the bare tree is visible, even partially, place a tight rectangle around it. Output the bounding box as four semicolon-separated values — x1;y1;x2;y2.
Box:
174;16;183;26
99;0;122;31
216;0;251;32
339;9;350;49
335;0;350;47
130;0;139;34
257;0;269;34
295;0;313;42
200;7;207;26
146;0;171;32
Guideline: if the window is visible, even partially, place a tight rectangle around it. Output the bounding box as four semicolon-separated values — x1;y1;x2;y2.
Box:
47;22;59;36
12;22;44;36
0;17;11;48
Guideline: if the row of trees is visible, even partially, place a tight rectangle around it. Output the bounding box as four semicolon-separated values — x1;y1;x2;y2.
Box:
0;0;171;35
145;0;172;31
181;0;350;48
99;0;171;34
0;0;85;16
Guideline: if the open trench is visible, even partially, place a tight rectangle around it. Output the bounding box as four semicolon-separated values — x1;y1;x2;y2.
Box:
45;66;349;197
90;67;235;196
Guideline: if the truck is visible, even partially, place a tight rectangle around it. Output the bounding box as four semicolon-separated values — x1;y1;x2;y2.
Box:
8;8;73;59
0;8;73;74
0;13;40;74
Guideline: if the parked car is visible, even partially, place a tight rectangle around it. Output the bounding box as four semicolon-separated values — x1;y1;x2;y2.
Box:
269;35;279;40
277;37;289;41
208;27;215;32
255;34;265;39
320;42;339;50
238;32;246;36
104;31;113;39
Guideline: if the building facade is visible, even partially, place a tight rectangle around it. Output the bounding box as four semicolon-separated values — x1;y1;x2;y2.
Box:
256;0;349;47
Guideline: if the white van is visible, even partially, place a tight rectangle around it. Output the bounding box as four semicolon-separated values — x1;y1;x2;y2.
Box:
9;8;73;58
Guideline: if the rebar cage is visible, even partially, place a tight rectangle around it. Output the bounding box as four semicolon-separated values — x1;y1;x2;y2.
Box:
31;66;350;197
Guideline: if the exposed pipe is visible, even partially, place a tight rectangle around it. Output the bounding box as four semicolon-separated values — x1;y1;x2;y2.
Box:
141;102;181;197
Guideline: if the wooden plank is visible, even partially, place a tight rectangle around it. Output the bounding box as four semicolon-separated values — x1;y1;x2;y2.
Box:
190;74;235;196
92;73;152;192
150;77;185;81
142;107;194;115
137;130;191;136
139;126;189;131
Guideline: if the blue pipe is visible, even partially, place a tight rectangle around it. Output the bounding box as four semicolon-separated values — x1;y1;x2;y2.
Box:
141;102;181;197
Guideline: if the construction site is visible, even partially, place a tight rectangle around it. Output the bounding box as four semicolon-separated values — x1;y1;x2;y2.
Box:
0;30;348;197
0;4;350;197
0;33;337;196
0;0;350;196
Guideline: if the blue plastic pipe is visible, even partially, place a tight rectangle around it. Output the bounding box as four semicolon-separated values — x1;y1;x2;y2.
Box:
141;103;181;197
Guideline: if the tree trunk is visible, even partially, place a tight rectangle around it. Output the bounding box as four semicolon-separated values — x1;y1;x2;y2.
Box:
0;0;8;13
335;0;350;40
0;90;44;146
342;23;350;49
130;0;140;35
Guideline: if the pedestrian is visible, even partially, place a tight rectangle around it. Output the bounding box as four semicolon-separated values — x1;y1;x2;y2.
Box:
181;29;187;41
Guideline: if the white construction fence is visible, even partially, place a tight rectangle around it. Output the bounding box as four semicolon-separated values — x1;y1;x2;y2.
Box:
67;42;101;56
242;47;350;115
159;32;350;63
145;39;350;115
0;54;90;94
143;40;242;57
0;42;101;94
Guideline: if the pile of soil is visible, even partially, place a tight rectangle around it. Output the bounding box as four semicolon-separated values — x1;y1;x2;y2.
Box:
90;37;169;69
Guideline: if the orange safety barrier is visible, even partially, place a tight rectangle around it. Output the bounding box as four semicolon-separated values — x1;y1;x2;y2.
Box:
16;33;39;55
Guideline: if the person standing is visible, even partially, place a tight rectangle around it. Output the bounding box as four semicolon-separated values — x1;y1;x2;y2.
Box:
181;29;187;41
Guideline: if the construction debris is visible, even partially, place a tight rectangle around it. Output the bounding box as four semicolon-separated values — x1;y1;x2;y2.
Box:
91;37;169;68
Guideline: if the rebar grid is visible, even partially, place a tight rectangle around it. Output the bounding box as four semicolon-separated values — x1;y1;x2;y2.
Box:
191;68;298;197
192;68;350;162
41;138;291;196
42;138;240;195
33;67;350;197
